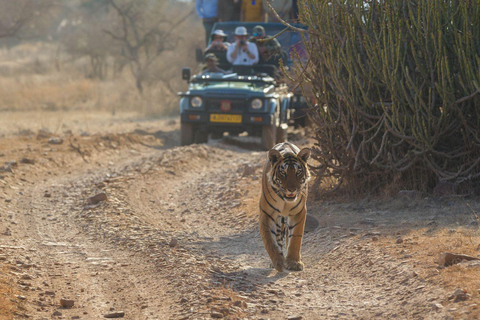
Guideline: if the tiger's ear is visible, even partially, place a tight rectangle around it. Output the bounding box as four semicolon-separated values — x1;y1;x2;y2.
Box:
298;148;311;162
268;149;282;165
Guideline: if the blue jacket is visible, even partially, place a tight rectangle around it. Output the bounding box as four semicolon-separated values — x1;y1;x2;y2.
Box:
195;0;218;19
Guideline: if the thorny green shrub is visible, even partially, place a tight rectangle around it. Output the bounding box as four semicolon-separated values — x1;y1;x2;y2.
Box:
293;0;480;196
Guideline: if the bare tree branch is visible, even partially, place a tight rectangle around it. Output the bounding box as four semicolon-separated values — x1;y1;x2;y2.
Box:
101;0;194;93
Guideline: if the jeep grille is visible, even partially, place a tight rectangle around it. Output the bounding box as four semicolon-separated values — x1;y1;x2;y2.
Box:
206;98;247;113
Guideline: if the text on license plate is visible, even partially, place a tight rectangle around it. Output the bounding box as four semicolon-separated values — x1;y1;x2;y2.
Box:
210;114;242;123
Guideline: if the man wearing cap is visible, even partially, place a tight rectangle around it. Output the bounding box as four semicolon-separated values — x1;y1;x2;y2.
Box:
249;25;283;65
201;53;227;74
226;26;259;66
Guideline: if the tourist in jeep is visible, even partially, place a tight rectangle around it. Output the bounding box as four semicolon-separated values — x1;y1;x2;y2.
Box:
205;29;229;53
249;25;284;66
226;26;259;66
205;29;230;68
200;53;228;74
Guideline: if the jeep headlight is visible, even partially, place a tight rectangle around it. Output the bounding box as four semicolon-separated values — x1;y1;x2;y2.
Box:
251;98;263;109
190;96;203;108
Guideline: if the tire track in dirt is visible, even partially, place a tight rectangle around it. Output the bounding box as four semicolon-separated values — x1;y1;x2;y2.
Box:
6;150;176;318
72;143;267;319
67;141;453;320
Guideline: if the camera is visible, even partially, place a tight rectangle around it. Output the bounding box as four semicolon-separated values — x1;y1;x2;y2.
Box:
239;40;245;46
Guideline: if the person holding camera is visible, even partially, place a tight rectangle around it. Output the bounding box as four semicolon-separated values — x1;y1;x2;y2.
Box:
226;26;259;66
205;29;230;69
205;29;229;53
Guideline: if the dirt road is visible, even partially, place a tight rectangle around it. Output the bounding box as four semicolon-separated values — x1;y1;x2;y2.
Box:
0;113;478;319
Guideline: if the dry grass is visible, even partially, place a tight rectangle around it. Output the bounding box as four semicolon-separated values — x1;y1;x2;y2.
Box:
0;14;203;117
0;68;179;116
0;75;96;111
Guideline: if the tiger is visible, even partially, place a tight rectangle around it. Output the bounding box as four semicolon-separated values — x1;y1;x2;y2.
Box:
259;142;311;272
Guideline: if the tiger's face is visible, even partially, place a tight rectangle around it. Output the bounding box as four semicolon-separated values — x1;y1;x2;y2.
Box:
268;147;311;202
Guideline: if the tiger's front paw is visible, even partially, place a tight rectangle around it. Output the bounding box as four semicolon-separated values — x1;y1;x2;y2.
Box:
270;255;286;272
286;260;304;271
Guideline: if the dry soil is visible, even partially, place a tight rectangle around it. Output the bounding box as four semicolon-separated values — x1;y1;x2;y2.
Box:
0;111;479;320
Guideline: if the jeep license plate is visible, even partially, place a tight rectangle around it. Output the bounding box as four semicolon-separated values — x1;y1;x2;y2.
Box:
210;114;242;123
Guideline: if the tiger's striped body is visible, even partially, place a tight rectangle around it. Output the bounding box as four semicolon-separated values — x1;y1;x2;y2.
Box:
259;142;311;272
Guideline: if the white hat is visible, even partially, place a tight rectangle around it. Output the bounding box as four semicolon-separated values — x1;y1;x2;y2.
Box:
213;29;228;38
234;26;248;36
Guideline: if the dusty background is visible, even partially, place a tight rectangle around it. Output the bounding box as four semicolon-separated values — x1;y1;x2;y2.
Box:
0;110;480;320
